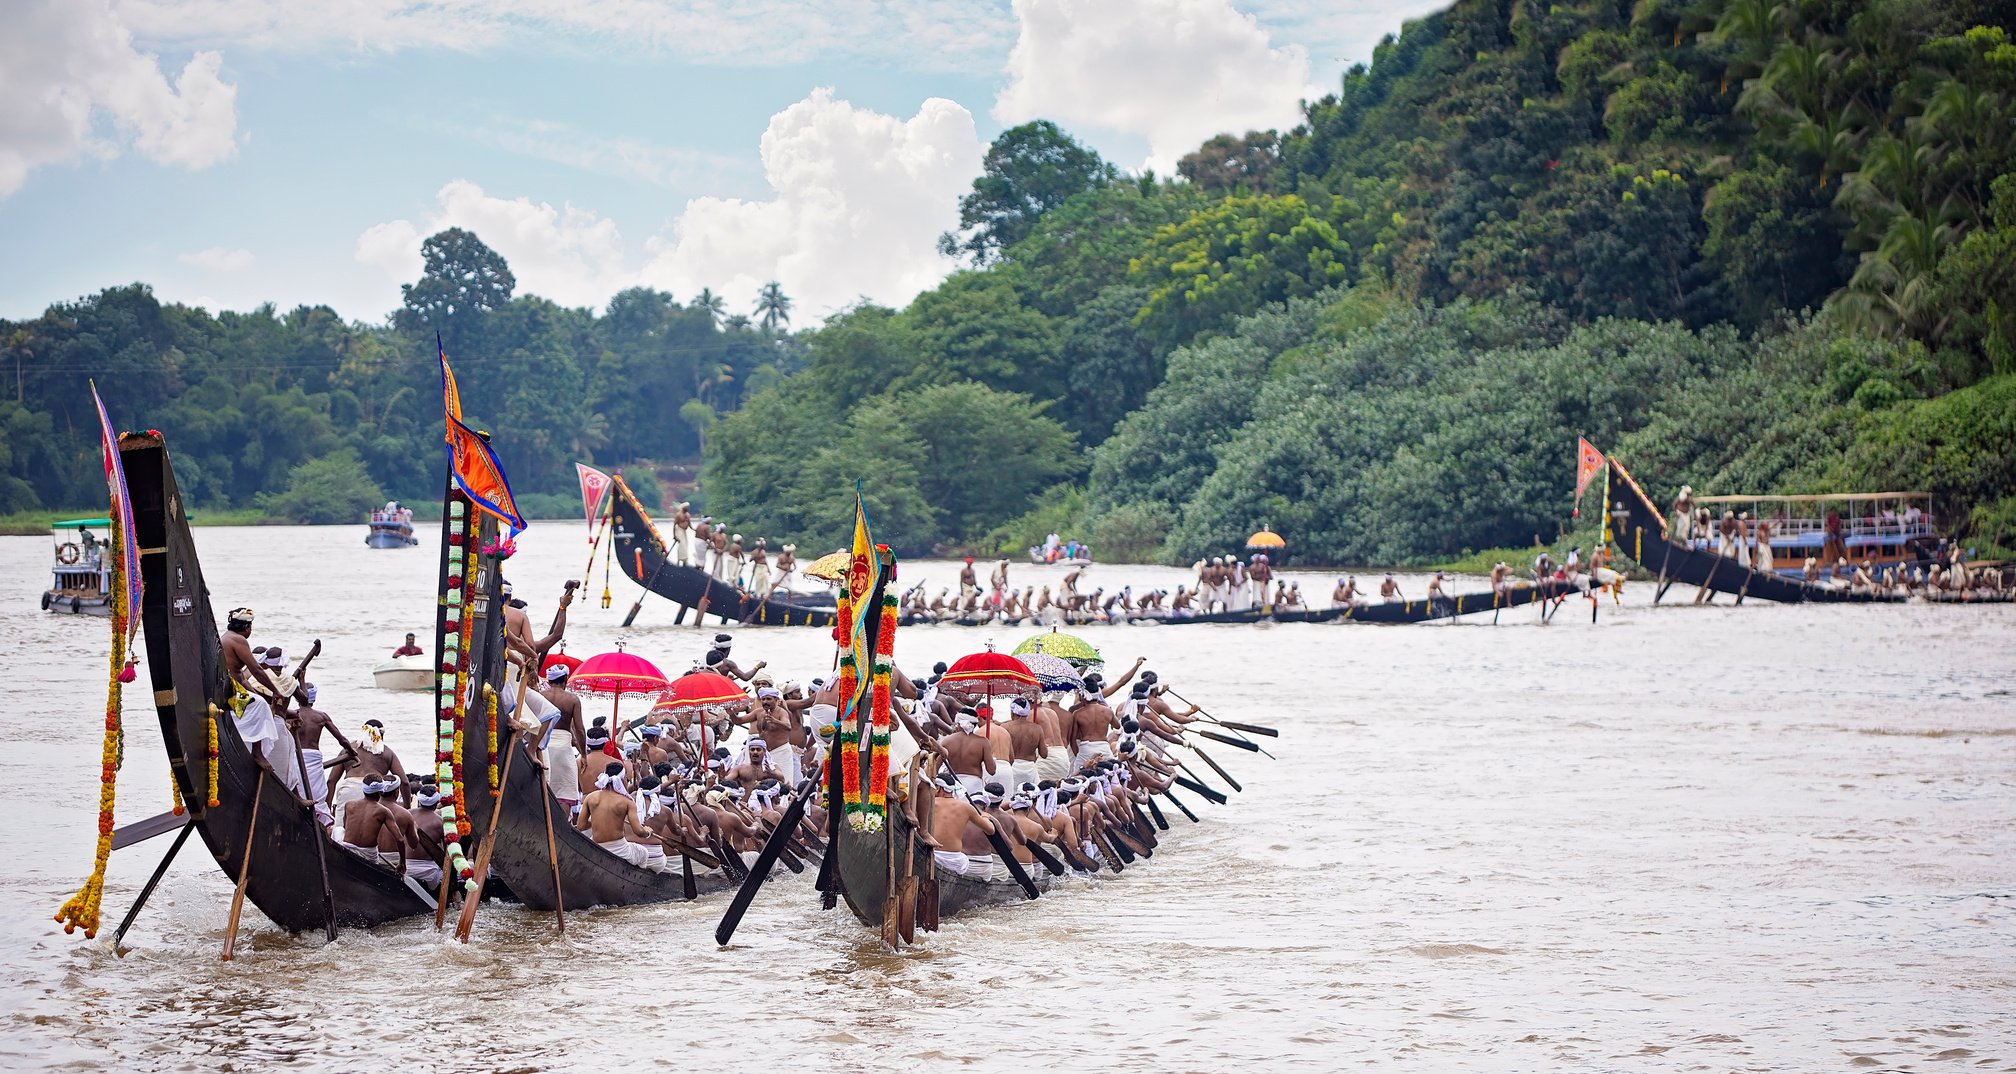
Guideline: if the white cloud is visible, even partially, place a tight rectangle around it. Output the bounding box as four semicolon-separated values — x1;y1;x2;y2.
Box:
464;117;743;188
357;90;980;320
995;0;1317;173
178;246;254;271
0;0;238;197
111;0;1017;69
639;88;980;317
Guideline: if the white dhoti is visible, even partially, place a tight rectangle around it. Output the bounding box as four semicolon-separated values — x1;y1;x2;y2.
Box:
406;857;444;887
233;695;305;801
1072;741;1113;768
342;843;400;870
300;747;333;827
674;529;691;565
965;853;998;880
933;849;969;876
1009;759;1039;790
332;776;364;815
639;843;672;873
693;535;709;565
1757;544;1775;573
1032;751;1072;782
598;838;650;866
956;773;986;796
772;569;793;595
768;743;803;786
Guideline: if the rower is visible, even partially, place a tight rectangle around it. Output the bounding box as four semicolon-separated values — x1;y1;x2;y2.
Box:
339;777;410;874
926;773;1003;877
748;538;770;595
1427;571;1449;605
328;719;412;811
709;528;731;583
990;557;1010;604
727;533;746;587
391;633;424;658
1379;574;1403;603
768;544;797;597
959;557;979;603
577;719;628;793
536;662;585;749
576;762;651;865
706;635;765;681
408;783;447;887
630;776;674;873
692;516;713;568
219;609;305;793
288;682;355;830
941;708;1002;795
723;737;782;787
672;502;694;566
1669;486;1695;542
1067;685;1118;768
1489;563;1511;594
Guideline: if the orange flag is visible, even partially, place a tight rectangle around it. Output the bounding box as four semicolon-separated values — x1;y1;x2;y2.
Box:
439;336;527;535
1573;437;1605;517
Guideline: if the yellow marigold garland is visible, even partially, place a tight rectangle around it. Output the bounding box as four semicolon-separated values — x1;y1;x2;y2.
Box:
54;513;131;938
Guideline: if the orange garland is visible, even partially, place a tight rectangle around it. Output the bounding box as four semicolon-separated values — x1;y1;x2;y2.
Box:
54;512;131;939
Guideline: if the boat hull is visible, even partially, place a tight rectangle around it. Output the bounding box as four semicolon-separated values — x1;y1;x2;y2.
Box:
835;807;1038;932
605;478;840;627
365;524;417;548
371;657;433;691
1607;458;1906;604
125;434;434;932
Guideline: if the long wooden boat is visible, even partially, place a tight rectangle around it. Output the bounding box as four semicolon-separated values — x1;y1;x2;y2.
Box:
450;487;735;912
126;432;435;931
1606;456;1904;604
833;797;1040;931
899;580;1575;627
605;475;839;627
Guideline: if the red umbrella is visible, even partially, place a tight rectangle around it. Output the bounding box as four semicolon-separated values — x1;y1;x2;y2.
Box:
652;670;750;759
569;645;670;732
937;645;1038;703
540;651;583;679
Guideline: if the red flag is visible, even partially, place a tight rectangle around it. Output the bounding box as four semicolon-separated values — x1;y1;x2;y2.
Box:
90;382;141;641
438;336;528;535
1573;437;1605;517
575;463;611;528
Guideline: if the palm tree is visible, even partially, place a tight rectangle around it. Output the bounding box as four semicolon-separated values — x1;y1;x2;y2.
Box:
723;314;752;332
754;282;792;335
692;288;725;326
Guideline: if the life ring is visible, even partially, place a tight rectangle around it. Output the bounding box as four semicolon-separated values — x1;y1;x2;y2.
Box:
40;592;52;610
55;542;81;565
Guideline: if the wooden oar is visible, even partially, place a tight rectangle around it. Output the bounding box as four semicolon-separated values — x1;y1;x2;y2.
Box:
1194;728;1261;753
111;822;194;956
221;769;267;961
537;750;566;934
1171;773;1228;805
715;778;819;946
1091;829;1126;872
1185;742;1243;792
622;554;671;627
1205;717;1278;738
454;669;539;942
110;809;189;852
1159;788;1199;823
1142;795;1169;831
284;730;339;944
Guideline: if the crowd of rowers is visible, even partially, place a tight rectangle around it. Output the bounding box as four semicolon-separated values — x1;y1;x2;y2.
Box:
214;583;1214;888
900;555;1315;622
1666;486;2010;597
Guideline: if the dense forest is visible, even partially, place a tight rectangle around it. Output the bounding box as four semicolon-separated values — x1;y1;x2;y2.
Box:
5;0;2013;563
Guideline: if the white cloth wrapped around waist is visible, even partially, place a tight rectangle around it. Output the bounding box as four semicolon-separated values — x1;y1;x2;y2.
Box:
232;693;305;799
597;838;649;866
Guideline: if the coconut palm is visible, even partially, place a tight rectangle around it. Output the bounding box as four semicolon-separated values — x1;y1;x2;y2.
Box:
692;287;726;325
754;282;792;335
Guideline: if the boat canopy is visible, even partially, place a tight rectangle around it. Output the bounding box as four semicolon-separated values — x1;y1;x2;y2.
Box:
51;518;111;529
1692;492;1930;504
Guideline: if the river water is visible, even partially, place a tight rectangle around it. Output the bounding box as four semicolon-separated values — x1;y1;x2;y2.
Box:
0;523;2011;1072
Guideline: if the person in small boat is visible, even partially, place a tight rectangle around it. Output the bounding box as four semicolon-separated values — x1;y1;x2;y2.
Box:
1282;582;1303;608
1379;574;1403;602
328;718;412;810
391;633;423;658
1851;559;1877;594
925;773;1004;877
288;682;354;830
667;502;693;566
340;777;411;873
578;762;652;865
1668;486;1695;543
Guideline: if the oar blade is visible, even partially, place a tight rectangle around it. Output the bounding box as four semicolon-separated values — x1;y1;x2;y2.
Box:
714;780;815;946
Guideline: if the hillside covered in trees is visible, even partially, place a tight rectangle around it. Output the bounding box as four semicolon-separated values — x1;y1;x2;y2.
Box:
4;0;2013;562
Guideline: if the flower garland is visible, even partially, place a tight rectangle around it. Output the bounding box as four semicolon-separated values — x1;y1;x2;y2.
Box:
205;704;221;808
54;511;131;938
485;686;500;789
434;498;476;896
862;585;898;832
834;584;863;827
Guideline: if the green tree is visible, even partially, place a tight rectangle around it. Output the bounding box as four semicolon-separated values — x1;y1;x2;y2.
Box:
1177;130;1281;194
255;448;383;524
394;228;516;356
939;121;1117;264
754;281;792;334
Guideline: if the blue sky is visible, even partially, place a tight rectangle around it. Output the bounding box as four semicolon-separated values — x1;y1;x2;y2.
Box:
1;0;1447;326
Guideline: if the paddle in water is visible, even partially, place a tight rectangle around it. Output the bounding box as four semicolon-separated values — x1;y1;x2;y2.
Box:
715;778;820;946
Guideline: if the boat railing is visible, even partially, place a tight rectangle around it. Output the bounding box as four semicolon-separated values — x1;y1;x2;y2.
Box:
1742;515;1934;542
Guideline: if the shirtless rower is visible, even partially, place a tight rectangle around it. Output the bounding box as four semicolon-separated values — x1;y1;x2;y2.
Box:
940;708;1002;795
990;557;1010;604
1067;686;1119;768
288;683;355;829
576;719;628;793
692;516;713;568
925;773;1004;877
745;688;806;784
1379;574;1403;602
958;557;979;604
748;538;770;595
536;662;585;748
501;580;574;663
767;544;797;598
1489;562;1512;594
723;737;784;787
726;533;747;587
1002;697;1055;790
709;528;732;583
1427;571;1450;607
705;634;766;681
327;718;412;809
407;783;447;887
340;777;410;873
576;762;652;865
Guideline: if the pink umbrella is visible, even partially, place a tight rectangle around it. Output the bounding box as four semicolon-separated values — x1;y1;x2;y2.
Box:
569;644;670;731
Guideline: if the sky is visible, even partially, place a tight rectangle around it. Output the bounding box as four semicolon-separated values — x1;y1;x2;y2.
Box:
1;0;1450;327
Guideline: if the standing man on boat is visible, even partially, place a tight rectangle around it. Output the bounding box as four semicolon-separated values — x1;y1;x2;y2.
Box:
767;544;796;598
1379;574;1403;603
748;539;771;596
1067;686;1119;767
727;533;747;587
991;557;1010;608
672;502;694;566
959;558;979;604
288;683;354;830
1668;486;1694;543
691;516;712;569
537;663;585;750
710;527;732;584
219;609;312;805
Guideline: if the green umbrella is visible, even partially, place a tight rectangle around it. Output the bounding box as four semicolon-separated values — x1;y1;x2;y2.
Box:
1011;629;1102;668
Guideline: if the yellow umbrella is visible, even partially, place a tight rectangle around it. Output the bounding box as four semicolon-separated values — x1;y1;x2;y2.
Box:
802;550;850;582
1246;529;1286;549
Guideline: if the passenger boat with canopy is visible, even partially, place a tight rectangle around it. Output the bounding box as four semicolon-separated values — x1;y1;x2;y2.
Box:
1688;492;1940;579
42;517;116;615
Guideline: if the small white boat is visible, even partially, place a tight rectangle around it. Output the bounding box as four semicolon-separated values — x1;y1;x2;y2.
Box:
372;653;433;691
